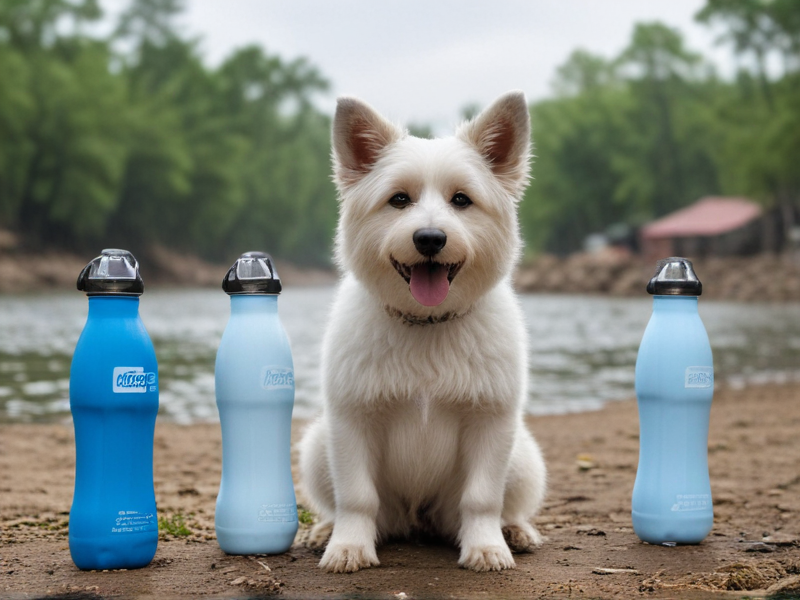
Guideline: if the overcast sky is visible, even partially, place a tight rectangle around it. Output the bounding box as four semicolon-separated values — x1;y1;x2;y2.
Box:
103;0;731;133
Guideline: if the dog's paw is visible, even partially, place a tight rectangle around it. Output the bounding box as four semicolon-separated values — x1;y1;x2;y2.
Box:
306;521;333;549
459;545;515;572
319;543;380;573
502;522;545;553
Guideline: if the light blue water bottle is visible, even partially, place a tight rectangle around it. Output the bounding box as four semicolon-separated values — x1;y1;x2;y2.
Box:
69;249;159;570
215;252;298;554
632;257;714;545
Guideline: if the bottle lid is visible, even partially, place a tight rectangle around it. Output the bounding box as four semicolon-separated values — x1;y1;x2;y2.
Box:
222;251;282;294
646;256;702;296
77;249;144;296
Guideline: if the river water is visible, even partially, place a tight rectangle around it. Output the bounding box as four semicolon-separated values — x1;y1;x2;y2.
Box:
1;287;799;423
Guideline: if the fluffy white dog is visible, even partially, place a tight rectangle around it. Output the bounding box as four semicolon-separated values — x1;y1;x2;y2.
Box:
298;91;547;573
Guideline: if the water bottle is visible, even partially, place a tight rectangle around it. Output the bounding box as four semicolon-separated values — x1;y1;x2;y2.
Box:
632;257;714;545
215;252;298;554
69;249;159;570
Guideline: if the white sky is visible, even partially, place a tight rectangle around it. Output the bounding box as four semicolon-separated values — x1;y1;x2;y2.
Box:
102;0;733;133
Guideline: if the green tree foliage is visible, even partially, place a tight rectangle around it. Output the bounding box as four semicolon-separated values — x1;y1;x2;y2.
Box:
1;0;798;262
0;0;337;265
521;51;632;254
0;0;128;246
522;4;800;255
696;0;800;232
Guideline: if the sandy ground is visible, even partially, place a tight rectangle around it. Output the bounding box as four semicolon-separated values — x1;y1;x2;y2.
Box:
2;382;800;599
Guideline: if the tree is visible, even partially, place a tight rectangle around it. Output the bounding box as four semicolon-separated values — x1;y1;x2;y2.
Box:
522;51;631;254
0;0;128;248
613;23;719;221
214;46;335;264
697;0;800;241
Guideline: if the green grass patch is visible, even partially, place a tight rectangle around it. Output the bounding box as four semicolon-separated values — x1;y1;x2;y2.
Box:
298;507;314;525
158;513;191;537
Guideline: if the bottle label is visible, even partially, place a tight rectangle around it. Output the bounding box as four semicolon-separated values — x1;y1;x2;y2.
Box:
684;366;713;388
258;502;297;523
113;367;157;393
671;494;711;512
260;366;294;390
111;510;157;533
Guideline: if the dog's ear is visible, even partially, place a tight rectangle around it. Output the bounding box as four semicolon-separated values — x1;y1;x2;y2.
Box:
332;97;404;187
457;91;531;196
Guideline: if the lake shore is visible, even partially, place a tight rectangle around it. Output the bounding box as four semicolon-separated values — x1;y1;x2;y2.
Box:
0;244;337;294
3;381;800;598
2;244;799;302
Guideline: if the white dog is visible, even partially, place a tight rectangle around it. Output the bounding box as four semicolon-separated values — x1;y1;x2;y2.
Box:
298;91;546;573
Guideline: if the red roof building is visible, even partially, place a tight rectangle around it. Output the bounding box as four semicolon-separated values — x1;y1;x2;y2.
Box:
640;197;763;260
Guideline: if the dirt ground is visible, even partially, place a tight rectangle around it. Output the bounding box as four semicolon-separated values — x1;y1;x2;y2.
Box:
2;382;800;599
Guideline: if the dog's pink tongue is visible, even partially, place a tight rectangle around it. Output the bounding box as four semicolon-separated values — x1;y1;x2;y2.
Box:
409;263;449;306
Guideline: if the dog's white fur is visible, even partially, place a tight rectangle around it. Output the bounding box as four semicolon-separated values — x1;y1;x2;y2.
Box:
298;91;547;573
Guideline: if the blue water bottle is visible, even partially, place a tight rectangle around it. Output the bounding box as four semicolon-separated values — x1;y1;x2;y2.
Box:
215;252;298;554
69;249;159;570
632;257;714;545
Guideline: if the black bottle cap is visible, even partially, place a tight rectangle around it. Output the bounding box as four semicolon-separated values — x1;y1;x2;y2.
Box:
646;257;703;296
77;249;144;296
222;252;282;295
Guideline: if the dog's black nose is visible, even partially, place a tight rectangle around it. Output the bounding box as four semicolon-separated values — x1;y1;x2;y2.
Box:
413;228;447;256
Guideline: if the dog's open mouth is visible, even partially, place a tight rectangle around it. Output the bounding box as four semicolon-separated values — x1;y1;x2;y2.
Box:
390;257;463;307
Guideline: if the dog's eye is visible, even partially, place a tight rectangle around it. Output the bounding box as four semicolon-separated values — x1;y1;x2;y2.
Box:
388;193;412;209
451;193;473;208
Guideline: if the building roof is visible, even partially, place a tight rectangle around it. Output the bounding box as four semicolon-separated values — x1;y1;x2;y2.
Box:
641;197;762;239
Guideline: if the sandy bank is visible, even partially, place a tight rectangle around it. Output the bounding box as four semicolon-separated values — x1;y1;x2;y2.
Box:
2;382;799;598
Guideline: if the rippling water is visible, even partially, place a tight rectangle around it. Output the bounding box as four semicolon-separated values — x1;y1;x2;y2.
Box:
1;287;799;423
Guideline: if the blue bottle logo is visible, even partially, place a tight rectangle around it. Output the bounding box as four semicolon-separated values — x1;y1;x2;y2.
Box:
113;367;157;394
684;366;713;389
260;366;294;390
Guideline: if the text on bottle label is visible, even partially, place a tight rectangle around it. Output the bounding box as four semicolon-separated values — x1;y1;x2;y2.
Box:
260;367;294;390
684;366;713;389
111;510;157;533
112;367;157;393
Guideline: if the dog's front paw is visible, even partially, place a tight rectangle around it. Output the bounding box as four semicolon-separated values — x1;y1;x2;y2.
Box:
319;543;380;573
502;522;545;552
459;545;515;572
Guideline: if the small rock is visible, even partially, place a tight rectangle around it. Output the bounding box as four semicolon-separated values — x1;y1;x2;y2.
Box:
230;576;247;586
744;542;775;553
586;529;606;537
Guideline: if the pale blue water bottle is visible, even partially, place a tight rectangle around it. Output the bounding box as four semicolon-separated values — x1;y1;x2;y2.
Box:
632;257;714;545
215;252;298;554
69;249;159;570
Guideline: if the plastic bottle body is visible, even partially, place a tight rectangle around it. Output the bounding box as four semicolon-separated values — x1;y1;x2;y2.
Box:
215;294;298;554
632;295;714;544
69;296;159;570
